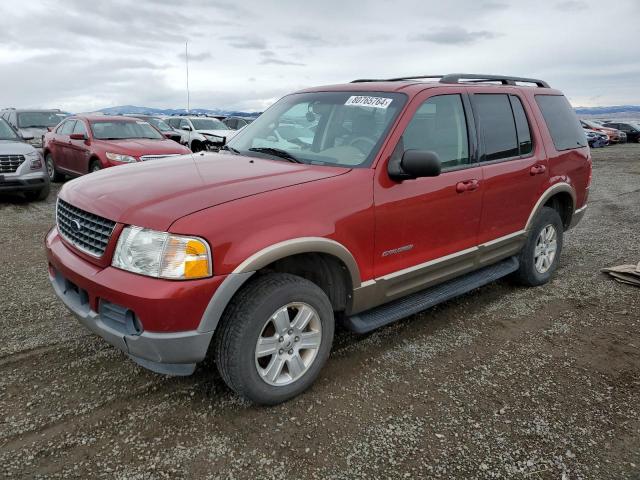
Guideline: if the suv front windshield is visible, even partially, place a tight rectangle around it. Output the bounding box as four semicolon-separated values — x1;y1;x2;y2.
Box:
227;91;407;167
191;118;228;130
0;119;19;140
90;120;164;140
18;111;67;128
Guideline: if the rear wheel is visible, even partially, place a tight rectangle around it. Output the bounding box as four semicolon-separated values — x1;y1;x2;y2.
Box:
513;206;564;286
214;273;334;405
191;140;205;153
45;153;64;182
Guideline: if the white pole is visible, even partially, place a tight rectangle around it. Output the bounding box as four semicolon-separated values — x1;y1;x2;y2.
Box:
185;41;190;113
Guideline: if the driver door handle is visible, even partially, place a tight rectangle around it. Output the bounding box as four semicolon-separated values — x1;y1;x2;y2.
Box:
456;179;480;193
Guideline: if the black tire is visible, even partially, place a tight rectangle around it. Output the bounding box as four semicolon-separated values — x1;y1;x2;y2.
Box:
190;141;204;153
89;159;101;173
24;182;50;201
45;153;64;182
214;273;335;405
513;206;564;286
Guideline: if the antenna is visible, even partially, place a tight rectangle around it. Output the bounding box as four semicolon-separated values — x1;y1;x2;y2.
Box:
185;41;190;113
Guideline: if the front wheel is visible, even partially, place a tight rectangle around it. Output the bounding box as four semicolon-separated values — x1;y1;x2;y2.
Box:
214;273;335;405
45;154;64;182
513;206;564;286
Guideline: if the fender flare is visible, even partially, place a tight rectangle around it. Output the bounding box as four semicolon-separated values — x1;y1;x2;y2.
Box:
197;237;361;334
524;182;576;232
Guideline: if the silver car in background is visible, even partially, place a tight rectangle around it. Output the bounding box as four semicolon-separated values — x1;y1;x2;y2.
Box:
0;108;69;152
0;117;49;201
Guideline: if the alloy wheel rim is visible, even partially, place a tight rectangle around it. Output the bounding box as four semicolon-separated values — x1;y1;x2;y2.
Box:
255;302;322;387
46;157;54;180
534;224;557;274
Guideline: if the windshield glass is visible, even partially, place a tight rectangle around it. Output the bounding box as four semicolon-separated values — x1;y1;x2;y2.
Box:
191;118;228;130
227;91;407;167
18;111;67;128
0;119;19;140
145;117;172;132
90;120;164;140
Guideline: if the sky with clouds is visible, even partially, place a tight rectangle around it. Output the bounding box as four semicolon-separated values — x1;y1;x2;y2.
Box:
0;0;638;112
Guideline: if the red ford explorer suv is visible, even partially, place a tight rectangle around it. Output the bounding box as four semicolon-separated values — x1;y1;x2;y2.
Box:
46;74;590;405
43;115;191;181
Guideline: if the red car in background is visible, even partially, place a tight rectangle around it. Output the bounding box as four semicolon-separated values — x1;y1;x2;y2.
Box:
43;115;192;181
580;119;624;143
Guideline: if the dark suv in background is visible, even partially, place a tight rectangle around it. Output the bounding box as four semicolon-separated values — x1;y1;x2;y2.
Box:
1;108;69;151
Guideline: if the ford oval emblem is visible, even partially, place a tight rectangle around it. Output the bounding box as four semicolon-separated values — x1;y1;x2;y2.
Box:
71;219;82;232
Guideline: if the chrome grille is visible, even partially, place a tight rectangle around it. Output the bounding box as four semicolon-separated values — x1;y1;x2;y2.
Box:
56;199;116;257
140;154;181;161
0;154;25;173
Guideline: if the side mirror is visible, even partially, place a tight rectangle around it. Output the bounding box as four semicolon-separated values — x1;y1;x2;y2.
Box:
399;150;441;179
20;132;34;141
162;132;173;138
69;133;87;141
181;125;192;131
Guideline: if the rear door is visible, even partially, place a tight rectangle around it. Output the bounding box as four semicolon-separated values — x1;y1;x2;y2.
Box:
51;120;76;172
470;90;548;244
373;91;483;297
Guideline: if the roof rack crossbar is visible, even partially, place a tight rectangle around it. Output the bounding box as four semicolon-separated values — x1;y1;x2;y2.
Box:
350;73;549;88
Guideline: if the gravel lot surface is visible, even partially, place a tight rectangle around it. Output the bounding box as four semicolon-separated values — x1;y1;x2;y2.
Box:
1;145;639;479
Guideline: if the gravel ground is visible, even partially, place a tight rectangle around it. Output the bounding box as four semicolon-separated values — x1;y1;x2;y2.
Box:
0;145;639;479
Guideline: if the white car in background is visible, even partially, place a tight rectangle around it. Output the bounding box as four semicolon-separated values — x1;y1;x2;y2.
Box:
164;116;238;152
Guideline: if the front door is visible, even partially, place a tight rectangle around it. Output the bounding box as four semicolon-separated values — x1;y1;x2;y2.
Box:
68;119;90;174
373;92;483;301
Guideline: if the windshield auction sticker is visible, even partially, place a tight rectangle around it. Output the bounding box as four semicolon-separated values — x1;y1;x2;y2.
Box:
345;96;393;109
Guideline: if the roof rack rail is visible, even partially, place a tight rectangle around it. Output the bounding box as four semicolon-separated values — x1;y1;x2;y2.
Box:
351;73;549;88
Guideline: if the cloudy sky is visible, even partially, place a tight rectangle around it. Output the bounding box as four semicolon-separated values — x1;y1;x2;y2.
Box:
0;0;638;113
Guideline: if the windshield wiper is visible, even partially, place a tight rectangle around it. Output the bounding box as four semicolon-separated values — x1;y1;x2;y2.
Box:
221;145;242;155
248;147;303;163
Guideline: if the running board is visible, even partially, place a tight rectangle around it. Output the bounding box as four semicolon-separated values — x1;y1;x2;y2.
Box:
344;257;519;334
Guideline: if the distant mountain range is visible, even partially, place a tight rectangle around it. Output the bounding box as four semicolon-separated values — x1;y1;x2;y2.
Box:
94;105;261;118
574;105;640;119
92;104;640;120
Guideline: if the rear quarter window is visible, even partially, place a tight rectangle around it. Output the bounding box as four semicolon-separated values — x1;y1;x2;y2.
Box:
535;95;587;151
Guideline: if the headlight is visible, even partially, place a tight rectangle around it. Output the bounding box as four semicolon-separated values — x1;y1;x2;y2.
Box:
112;226;212;280
26;151;43;170
106;152;137;163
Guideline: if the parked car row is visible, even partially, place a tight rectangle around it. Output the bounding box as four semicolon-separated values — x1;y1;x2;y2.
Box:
579;118;640;147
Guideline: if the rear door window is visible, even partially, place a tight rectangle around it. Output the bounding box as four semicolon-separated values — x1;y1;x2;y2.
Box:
473;94;519;161
509;95;533;156
535;95;587;150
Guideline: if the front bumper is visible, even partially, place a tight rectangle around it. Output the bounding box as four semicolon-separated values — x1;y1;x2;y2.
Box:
0;171;48;193
46;227;225;375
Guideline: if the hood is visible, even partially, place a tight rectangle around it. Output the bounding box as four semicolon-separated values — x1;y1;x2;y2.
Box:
199;129;238;140
60;152;350;231
0;139;38;155
94;138;190;156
